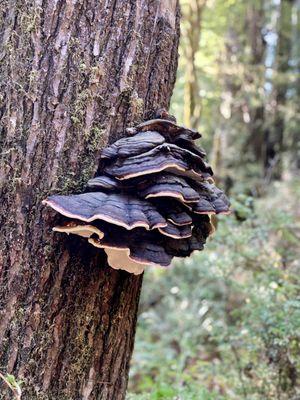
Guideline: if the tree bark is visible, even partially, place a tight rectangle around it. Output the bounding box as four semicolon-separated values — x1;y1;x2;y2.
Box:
0;1;180;399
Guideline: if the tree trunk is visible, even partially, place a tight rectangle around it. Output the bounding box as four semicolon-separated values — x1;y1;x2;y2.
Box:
291;0;300;170
181;0;206;129
245;0;266;166
0;1;180;399
264;0;293;180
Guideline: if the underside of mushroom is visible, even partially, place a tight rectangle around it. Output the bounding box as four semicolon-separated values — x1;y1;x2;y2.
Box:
43;111;230;274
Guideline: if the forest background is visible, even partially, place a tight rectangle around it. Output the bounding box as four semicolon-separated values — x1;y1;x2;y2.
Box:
128;0;300;399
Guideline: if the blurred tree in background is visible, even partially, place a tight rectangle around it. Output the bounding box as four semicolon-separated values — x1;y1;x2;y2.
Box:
172;0;300;187
128;0;300;399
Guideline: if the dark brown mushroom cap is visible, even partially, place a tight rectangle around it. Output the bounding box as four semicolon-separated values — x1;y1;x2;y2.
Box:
122;116;205;157
50;211;214;270
104;143;213;181
86;174;229;214
163;215;213;257
42;192;167;230
52;216;211;264
97;217;212;263
175;137;206;158
158;220;192;239
52;219;175;267
100;131;165;159
152;199;193;226
89;231;172;267
211;198;231;214
88;173;200;204
87;175;119;191
192;197;230;215
94;221;172;266
190;181;231;214
126;118;201;140
136;173;200;203
192;199;215;214
129;241;172;267
87;174;139;192
208;186;231;210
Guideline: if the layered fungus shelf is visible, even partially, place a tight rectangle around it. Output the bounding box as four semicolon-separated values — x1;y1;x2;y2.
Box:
43;114;230;274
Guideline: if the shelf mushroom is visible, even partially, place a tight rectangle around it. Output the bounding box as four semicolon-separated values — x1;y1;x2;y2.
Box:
43;192;167;230
103;143;213;181
43;112;230;274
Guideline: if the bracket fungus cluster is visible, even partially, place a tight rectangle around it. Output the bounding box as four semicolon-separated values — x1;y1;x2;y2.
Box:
43;113;230;274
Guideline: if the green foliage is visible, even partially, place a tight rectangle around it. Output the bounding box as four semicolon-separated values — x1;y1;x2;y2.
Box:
128;180;300;399
127;385;224;400
172;0;300;182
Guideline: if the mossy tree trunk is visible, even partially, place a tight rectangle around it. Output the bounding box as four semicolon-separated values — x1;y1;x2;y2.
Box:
0;1;180;399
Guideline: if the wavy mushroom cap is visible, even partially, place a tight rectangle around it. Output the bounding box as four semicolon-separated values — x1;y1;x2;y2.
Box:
163;215;214;257
158;220;192;239
152;199;193;226
104;143;213;181
52;220;172;270
88;173;201;204
100;131;165;159
137;173;200;203
126;118;201;140
190;181;231;214
175;137;206;158
87;175;119;190
43;192;167;230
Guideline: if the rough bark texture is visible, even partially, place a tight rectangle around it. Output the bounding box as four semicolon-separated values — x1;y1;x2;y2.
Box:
0;1;180;399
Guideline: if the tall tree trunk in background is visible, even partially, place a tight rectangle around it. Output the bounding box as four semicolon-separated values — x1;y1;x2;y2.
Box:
245;0;266;167
0;1;179;399
291;0;300;170
181;0;206;129
264;0;293;180
211;26;240;188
